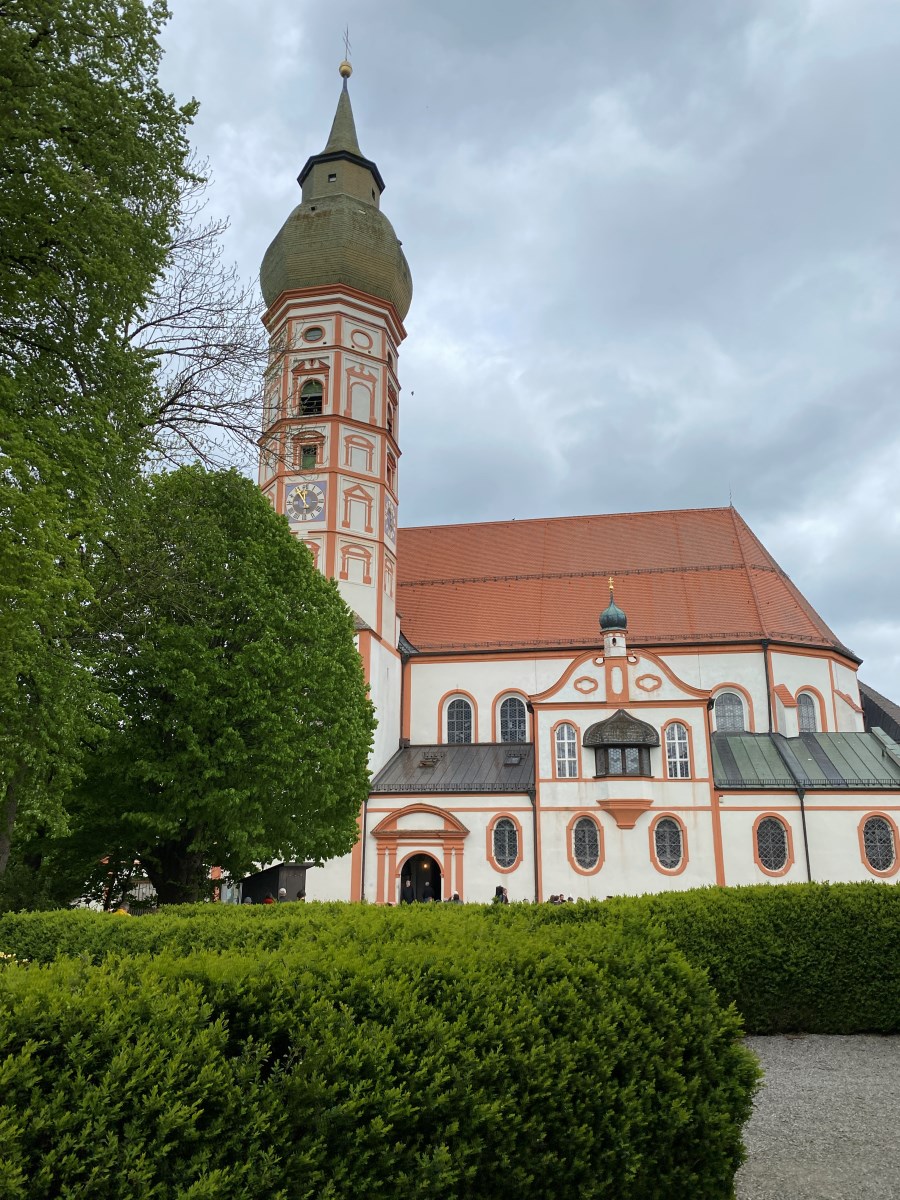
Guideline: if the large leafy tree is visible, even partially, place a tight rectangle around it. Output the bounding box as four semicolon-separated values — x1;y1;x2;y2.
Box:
70;467;375;904
0;0;195;871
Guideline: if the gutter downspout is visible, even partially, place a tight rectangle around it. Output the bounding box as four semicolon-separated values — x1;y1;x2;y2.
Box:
771;734;813;882
796;786;812;882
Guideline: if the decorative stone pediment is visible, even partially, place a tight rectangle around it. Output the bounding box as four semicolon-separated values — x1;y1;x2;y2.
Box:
583;709;660;747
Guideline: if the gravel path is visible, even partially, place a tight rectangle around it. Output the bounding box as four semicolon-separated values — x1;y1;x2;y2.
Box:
736;1035;900;1200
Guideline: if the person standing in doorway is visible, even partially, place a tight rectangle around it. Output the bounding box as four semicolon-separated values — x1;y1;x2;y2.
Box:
400;879;415;904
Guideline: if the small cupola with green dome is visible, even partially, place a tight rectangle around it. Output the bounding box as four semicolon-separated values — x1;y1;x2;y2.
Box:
600;577;628;657
259;62;412;319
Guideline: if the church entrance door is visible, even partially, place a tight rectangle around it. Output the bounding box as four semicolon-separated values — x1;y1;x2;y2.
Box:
400;853;442;902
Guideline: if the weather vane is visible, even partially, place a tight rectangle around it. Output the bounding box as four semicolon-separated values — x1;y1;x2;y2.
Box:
343;26;352;61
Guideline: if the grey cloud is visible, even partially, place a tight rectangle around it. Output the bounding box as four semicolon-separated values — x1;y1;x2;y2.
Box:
157;0;900;697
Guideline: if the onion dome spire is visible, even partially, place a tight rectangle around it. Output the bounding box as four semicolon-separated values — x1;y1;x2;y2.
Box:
600;577;627;631
259;62;412;318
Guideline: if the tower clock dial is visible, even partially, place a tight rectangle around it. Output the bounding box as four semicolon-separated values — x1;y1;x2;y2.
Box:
384;498;397;542
286;481;326;522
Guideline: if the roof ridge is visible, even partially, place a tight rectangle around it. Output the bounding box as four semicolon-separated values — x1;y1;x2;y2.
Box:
729;506;767;636
398;504;737;534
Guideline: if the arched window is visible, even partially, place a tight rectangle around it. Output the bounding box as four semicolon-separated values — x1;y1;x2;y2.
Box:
797;693;817;733
756;816;788;872
863;816;896;873
299;380;323;415
492;818;518;868
499;697;527;743
555;723;578;778
447;698;472;744
572;817;601;870
665;723;691;778
715;691;745;732
654;817;684;870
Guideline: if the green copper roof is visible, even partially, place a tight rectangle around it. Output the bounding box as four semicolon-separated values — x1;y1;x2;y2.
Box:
599;586;627;631
323;82;362;155
261;76;411;318
712;731;900;789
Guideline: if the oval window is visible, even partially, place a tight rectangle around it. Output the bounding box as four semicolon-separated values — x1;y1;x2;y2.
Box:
863;816;896;873
572;817;600;870
654;817;683;871
304;326;325;342
756;816;788;872
493;818;518;869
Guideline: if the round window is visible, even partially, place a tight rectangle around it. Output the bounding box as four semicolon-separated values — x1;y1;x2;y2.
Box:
304;326;325;342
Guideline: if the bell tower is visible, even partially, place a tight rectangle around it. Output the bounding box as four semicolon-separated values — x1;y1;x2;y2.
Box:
258;62;412;771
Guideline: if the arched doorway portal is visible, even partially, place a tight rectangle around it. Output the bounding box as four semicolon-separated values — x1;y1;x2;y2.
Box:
400;853;442;902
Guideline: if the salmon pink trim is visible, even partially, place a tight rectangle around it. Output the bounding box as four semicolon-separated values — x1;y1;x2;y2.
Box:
566;812;604;876
752;812;794;878
648;813;689;876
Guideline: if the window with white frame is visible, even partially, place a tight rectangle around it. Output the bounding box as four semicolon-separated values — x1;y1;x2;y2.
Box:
654;817;684;870
499;697;527;742
797;692;817;733
715;691;746;732
572;817;600;870
665;723;691;778
555;723;578;778
863;816;895;872
447;698;473;744
492;818;518;868
756;816;788;872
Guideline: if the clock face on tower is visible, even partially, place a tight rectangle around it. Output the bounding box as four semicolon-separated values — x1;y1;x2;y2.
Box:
384;498;397;542
286;481;326;522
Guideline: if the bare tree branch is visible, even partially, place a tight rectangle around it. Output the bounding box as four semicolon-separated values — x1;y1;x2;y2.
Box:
126;160;267;471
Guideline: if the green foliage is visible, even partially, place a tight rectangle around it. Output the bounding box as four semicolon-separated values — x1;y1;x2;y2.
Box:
66;466;375;903
0;905;757;1199
3;882;896;1033
0;0;195;870
513;882;900;1034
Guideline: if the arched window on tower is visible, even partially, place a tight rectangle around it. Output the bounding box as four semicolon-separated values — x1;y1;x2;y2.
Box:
499;696;527;742
446;698;473;744
797;693;817;733
715;691;746;732
299;380;324;416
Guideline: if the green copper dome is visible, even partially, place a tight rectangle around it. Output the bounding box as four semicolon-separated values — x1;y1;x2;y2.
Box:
260;76;412;319
599;583;627;632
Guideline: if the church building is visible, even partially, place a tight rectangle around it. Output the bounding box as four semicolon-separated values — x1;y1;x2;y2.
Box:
257;65;900;902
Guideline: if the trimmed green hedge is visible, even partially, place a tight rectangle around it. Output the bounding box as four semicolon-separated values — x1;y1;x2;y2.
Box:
1;882;896;1034
523;882;900;1035
0;908;756;1199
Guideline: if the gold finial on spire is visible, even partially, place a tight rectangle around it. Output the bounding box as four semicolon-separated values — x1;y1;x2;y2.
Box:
339;26;352;78
608;576;615;593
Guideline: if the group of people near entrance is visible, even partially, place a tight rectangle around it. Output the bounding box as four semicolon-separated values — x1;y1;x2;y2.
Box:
399;879;462;903
242;888;305;904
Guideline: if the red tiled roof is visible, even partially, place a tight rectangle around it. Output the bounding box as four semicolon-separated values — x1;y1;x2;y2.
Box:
395;507;853;657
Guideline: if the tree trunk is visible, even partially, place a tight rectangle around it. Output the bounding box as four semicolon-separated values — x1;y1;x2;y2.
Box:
0;765;26;876
141;835;209;905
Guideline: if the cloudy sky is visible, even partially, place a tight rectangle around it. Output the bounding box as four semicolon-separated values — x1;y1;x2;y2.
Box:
158;0;900;698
